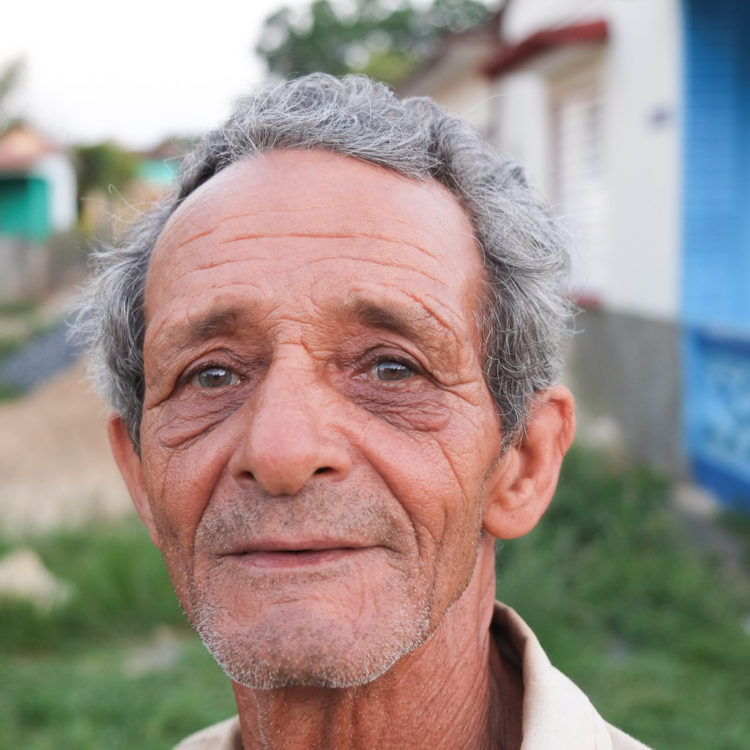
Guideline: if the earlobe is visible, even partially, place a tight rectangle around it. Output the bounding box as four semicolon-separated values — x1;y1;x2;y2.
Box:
107;416;160;548
483;385;575;539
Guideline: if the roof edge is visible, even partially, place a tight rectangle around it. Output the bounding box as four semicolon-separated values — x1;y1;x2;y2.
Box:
482;19;609;78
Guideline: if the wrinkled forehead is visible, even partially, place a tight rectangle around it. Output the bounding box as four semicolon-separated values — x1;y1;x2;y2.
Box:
151;150;480;275
144;151;489;356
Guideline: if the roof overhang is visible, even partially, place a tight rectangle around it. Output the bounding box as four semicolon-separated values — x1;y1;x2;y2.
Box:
482;19;609;78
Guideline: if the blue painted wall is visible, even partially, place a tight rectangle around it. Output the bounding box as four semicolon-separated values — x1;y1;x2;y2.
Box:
683;0;750;507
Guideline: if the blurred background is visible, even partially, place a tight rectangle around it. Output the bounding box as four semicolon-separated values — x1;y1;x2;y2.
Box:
1;1;749;748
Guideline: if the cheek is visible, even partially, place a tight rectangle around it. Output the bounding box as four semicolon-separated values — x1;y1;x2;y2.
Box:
343;380;451;434
358;410;491;554
140;413;237;547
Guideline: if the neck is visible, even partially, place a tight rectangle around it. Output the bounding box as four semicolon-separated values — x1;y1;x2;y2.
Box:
232;538;522;750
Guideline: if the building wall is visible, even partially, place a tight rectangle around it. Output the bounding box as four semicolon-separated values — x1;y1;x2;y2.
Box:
682;0;750;506
0;238;53;301
505;0;609;40
429;75;493;135
397;41;496;136
490;0;685;473
494;0;683;321
566;308;683;473
34;154;77;233
0;176;51;241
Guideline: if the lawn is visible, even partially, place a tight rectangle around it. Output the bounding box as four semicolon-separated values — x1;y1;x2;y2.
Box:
499;447;750;748
0;523;235;749
2;446;749;748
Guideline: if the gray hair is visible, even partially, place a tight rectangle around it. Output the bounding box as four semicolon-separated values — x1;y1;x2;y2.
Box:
74;73;572;452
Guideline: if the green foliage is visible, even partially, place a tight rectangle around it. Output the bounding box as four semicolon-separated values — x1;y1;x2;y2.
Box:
0;299;37;317
256;0;493;85
73;141;138;209
0;636;234;749
0;304;62;402
0;520;236;748
722;509;750;568
0;382;22;401
499;445;750;749
0;520;187;654
0;332;23;361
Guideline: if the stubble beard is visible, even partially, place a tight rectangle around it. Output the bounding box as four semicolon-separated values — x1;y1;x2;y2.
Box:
192;590;433;690
183;488;443;690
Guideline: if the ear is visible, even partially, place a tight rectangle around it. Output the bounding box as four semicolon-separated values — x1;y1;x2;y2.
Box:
483;385;575;539
108;416;160;548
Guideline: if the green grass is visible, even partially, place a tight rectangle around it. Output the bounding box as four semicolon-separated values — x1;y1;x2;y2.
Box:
0;299;51;366
2;447;749;748
0;299;38;317
0;300;49;403
722;510;750;568
0;521;235;748
0;521;193;653
499;446;750;749
0;637;234;750
0;381;22;401
0;332;24;361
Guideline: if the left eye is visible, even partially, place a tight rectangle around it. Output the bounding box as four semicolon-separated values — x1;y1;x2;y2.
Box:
192;366;240;389
371;360;414;382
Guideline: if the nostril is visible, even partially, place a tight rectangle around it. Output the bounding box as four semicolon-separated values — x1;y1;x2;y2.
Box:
314;466;333;475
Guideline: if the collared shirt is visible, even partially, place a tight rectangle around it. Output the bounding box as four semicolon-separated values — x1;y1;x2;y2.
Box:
174;602;651;750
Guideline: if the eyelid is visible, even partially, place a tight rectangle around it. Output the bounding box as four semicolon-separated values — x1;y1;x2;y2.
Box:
180;358;242;389
356;347;424;377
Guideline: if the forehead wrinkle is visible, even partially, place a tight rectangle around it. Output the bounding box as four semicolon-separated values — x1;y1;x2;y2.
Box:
148;255;275;299
155;238;446;291
180;194;462;253
300;252;432;277
218;232;444;263
172;227;216;251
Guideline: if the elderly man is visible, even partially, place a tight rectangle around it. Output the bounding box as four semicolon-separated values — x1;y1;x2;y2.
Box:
76;74;650;749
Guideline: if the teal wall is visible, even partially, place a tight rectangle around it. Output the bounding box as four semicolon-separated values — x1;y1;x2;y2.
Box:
0;175;51;241
136;159;177;186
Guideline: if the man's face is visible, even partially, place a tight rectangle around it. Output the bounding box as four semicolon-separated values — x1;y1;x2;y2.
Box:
132;150;504;688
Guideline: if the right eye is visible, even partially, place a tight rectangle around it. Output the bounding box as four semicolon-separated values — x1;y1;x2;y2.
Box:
192;365;240;389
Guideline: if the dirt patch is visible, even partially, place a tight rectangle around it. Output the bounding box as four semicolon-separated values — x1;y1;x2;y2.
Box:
0;360;133;535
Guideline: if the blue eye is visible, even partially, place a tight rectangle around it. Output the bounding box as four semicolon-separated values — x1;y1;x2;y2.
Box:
193;366;239;389
373;360;413;381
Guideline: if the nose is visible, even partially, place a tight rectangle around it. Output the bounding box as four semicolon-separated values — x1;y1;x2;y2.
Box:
228;361;352;496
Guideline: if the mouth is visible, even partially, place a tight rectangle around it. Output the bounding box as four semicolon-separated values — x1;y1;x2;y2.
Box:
221;539;376;570
231;547;372;569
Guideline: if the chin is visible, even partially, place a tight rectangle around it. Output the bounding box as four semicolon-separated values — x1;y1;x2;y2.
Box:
191;597;432;690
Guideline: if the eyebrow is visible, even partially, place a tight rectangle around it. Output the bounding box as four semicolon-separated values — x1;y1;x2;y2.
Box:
189;309;240;341
151;297;454;358
151;307;244;354
341;298;451;353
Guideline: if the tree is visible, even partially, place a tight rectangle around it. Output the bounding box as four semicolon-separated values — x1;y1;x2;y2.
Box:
73;141;138;212
256;0;495;86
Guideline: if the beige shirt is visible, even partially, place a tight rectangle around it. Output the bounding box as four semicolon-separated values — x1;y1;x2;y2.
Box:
174;602;651;750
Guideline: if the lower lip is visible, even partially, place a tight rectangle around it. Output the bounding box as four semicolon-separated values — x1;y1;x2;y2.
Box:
229;548;371;570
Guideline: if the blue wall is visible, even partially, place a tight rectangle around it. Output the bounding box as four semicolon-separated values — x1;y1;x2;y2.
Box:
683;0;750;507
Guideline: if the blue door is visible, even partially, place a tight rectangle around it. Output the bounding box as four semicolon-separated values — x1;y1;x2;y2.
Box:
683;0;750;507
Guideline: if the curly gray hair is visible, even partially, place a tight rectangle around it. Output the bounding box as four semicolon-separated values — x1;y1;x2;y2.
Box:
74;73;572;452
